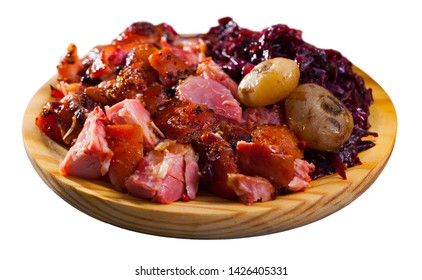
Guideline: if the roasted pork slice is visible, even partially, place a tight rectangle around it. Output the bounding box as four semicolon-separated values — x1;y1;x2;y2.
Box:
149;47;193;87
57;43;84;83
251;125;304;159
59;107;113;179
125;141;199;203
112;22;178;47
36;101;67;145
153;103;221;143
84;62;158;105
237;125;315;192
83;44;135;81
176;75;242;123
35;91;98;146
138;83;170;115
218;123;251;148
155;140;199;200
105;99;161;151
106;124;144;192
196;57;239;97
126;150;184;203
242;105;284;131
227;174;275;205
153;100;250;146
237;141;296;188
161;37;207;67
125;43;159;66
196;132;238;200
287;159;315;192
177;144;200;200
197;132;277;204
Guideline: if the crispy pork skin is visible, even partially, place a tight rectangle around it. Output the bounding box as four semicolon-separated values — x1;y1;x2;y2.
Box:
237;141;295;189
196;132;238;200
106;124;144;192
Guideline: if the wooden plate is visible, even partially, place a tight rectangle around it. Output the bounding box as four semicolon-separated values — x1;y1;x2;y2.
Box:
22;67;397;239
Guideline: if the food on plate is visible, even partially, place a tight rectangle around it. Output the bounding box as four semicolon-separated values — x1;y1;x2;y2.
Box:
35;18;377;205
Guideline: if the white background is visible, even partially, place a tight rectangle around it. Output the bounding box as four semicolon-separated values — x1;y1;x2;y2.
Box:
1;0;420;279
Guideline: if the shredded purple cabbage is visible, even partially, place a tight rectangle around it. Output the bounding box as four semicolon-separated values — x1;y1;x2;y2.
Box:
202;17;378;179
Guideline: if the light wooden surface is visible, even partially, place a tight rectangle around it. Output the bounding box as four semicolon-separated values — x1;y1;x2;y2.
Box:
22;67;397;239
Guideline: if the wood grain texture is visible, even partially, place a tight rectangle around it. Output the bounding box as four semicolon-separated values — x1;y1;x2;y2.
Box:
22;67;397;239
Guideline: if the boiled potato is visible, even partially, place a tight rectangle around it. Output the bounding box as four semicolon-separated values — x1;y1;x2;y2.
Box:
285;83;354;151
237;57;300;107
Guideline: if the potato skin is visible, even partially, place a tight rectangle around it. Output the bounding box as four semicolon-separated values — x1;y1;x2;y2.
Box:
237;57;300;107
285;83;354;151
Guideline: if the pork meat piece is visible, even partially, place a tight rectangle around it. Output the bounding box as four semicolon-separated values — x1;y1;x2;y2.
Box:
129;149;185;204
84;62;158;106
57;43;84;83
287;158;315;192
106;124;144;192
180;144;200;200
161;37;207;67
105;99;161;151
112;22;178;46
251;125;304;159
83;44;135;81
196;57;239;97
59;107;113;179
227;173;275;205
238;125;314;192
195;132;238;200
153;102;221;143
176;75;242;123
242;105;284;131
237;141;296;189
148;47;193;87
126;141;199;203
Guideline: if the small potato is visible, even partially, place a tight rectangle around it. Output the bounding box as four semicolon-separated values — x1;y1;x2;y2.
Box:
237;57;300;107
285;83;354;151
